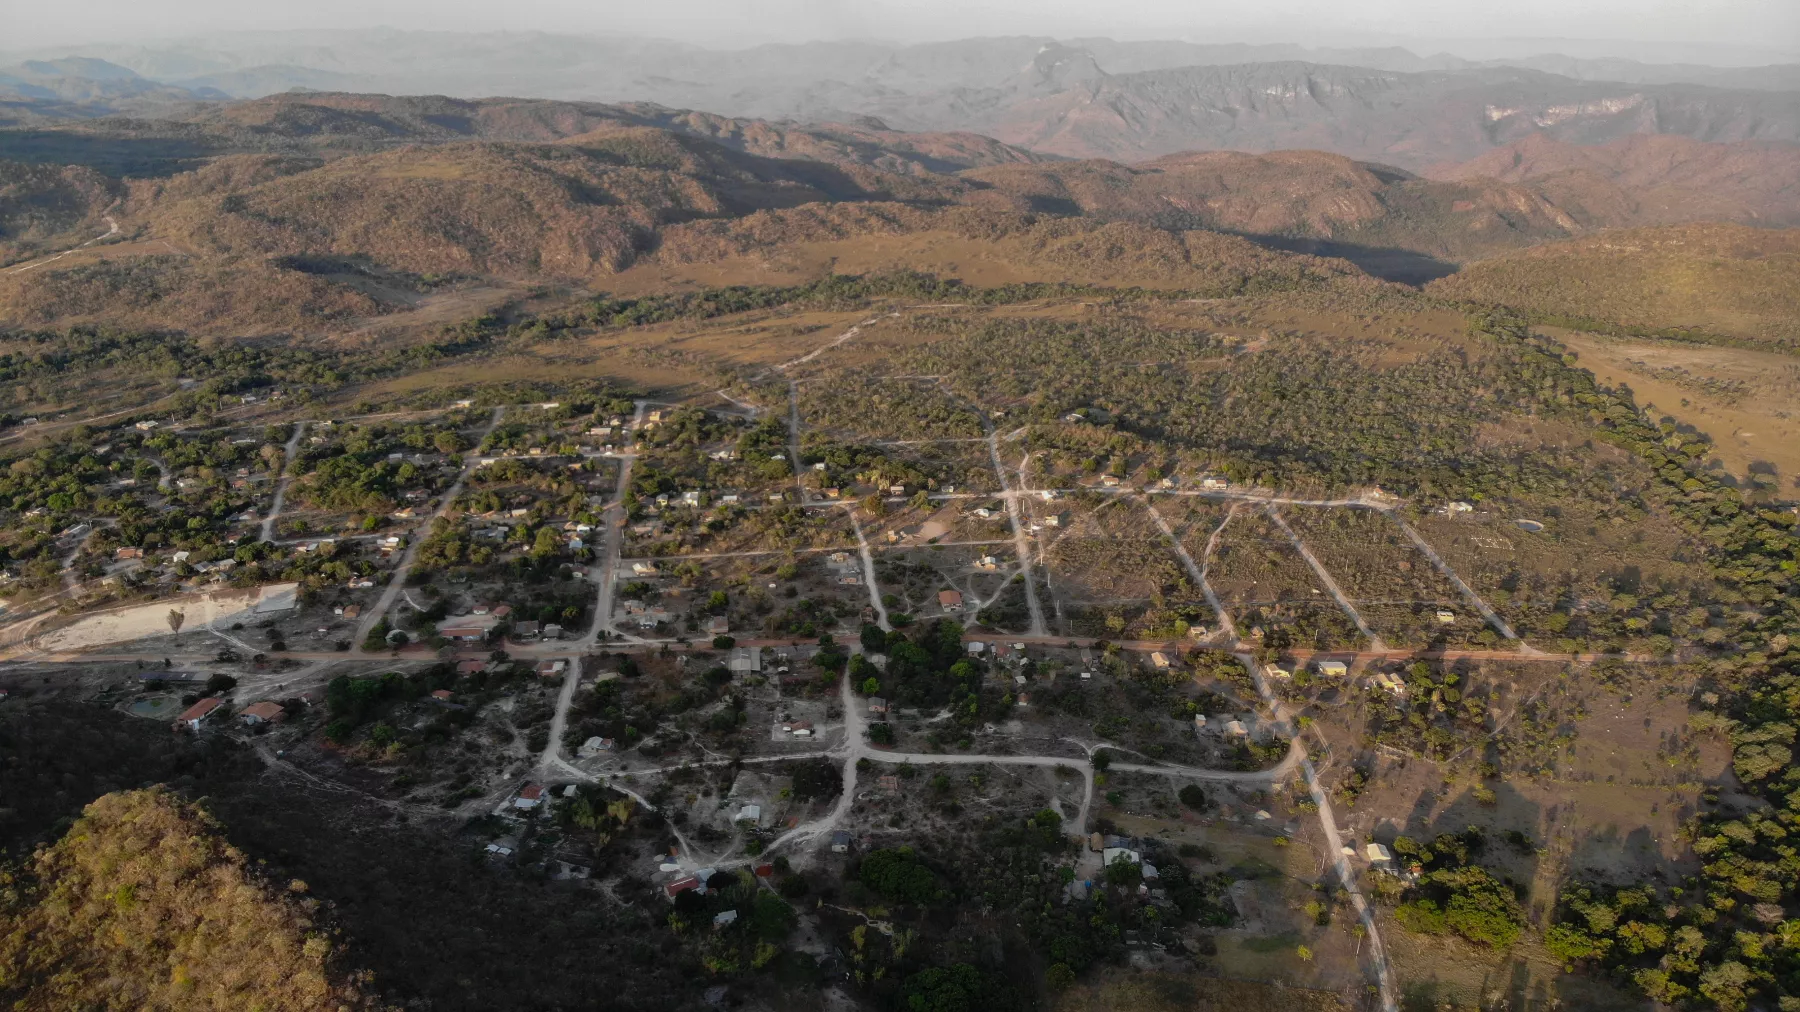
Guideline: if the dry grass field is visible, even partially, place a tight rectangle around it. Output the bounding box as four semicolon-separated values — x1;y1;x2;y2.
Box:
1551;327;1800;490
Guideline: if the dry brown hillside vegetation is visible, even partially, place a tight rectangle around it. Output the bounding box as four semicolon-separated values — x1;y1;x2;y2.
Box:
962;150;1600;262
0;161;122;261
0;788;388;1012
3;91;1797;339
1427;132;1800;228
0;128;1386;337
1427;222;1800;348
20;92;1045;179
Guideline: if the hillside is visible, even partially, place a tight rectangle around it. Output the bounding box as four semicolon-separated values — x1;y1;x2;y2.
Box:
143;132;964;272
0;128;978;333
0;110;1397;335
0;789;385;1011
0;160;121;260
962;150;1599;268
1427;132;1800;227
7;92;1043;178
4;89;1797;335
1426;222;1800;347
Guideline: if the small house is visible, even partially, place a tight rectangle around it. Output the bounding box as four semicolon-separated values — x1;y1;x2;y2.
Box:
734;805;761;825
514;784;545;810
729;647;762;673
664;875;700;899
1223;719;1249;738
1435;610;1456;625
704;616;730;636
174;697;222;732
1149;651;1171;670
866;696;888;716
430;689;455;701
542;623;564;640
514;621;542;641
1366;842;1394;865
536;659;568;679
713;909;739;928
577;736;615;758
238;701;285;726
830;831;852;854
1314;659;1349;678
937;589;964;613
439;614;499;641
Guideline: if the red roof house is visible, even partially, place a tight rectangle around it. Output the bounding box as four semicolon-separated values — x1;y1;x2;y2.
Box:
238;701;286;725
174;697;222;731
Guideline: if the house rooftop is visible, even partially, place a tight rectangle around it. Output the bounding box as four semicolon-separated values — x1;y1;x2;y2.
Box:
177;697;223;722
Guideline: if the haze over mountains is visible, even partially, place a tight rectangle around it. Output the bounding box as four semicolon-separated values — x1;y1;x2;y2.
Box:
4;31;1800;169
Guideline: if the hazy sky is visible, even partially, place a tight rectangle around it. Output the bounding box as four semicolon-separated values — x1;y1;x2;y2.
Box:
10;0;1800;60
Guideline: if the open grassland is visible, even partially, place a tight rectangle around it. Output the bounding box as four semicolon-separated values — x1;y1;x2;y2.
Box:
1550;327;1800;491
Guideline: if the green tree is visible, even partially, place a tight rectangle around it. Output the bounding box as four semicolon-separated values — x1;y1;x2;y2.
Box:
859;847;940;906
531;527;559;560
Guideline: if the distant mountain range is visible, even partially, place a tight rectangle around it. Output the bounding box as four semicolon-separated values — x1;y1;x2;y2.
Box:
3;32;1799;172
897;48;1800;167
7;30;1799;101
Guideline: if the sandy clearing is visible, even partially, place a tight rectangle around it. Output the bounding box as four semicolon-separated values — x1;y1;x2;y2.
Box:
33;582;299;653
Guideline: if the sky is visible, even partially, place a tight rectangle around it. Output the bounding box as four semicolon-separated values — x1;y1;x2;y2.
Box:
8;0;1800;62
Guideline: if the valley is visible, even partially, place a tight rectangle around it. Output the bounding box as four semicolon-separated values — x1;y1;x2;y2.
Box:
0;29;1796;1012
